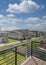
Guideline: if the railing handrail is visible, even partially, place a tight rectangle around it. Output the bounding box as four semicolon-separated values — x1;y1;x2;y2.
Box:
0;41;29;52
0;40;31;65
0;39;46;65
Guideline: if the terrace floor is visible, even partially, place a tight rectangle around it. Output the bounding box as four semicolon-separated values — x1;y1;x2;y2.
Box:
21;56;46;65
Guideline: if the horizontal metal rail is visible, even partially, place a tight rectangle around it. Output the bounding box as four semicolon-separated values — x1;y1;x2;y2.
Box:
31;41;46;61
0;41;31;65
0;40;46;65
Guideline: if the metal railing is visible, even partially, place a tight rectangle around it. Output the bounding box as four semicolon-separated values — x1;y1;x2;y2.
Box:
0;40;46;65
0;41;31;65
31;41;46;61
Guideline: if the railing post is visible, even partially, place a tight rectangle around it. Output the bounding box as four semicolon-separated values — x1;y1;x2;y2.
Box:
31;41;33;56
15;47;17;65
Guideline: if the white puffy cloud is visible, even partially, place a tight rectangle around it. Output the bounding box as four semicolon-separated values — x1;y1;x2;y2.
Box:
0;14;46;31
25;17;40;22
26;24;33;27
0;15;3;18
6;14;15;17
6;0;44;13
25;16;46;31
42;15;46;19
1;26;18;31
0;14;21;30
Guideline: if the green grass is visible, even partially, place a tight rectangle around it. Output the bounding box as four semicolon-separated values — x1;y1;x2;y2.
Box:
33;42;40;50
33;42;46;52
0;39;21;51
0;38;17;43
0;39;26;65
0;51;25;65
8;39;17;43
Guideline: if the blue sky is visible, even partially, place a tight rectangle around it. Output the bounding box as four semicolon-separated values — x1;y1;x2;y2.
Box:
0;0;46;31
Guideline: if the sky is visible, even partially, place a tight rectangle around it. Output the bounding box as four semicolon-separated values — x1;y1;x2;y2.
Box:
0;0;46;31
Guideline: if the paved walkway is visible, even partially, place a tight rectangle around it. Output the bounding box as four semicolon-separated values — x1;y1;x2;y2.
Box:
21;56;46;65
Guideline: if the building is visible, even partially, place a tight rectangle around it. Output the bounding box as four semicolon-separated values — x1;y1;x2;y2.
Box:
40;40;46;49
0;31;9;43
8;29;31;40
8;29;46;40
15;29;31;39
30;31;46;37
8;31;24;40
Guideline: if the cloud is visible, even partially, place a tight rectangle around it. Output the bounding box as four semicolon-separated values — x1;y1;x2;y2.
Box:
1;26;18;31
0;14;46;31
25;17;40;22
42;15;46;19
6;0;44;13
0;14;21;30
25;16;46;31
0;15;3;17
26;24;33;27
6;14;15;17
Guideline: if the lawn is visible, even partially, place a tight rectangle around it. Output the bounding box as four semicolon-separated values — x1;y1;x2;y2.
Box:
0;51;25;65
0;39;26;65
0;39;21;51
8;39;17;43
32;42;46;52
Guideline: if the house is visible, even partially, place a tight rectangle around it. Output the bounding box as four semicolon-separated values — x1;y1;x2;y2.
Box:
40;40;46;49
30;31;45;37
8;29;31;40
8;31;24;40
0;31;9;43
8;29;46;40
15;29;31;39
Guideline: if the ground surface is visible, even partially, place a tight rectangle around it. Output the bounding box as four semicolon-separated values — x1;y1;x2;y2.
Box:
21;56;46;65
